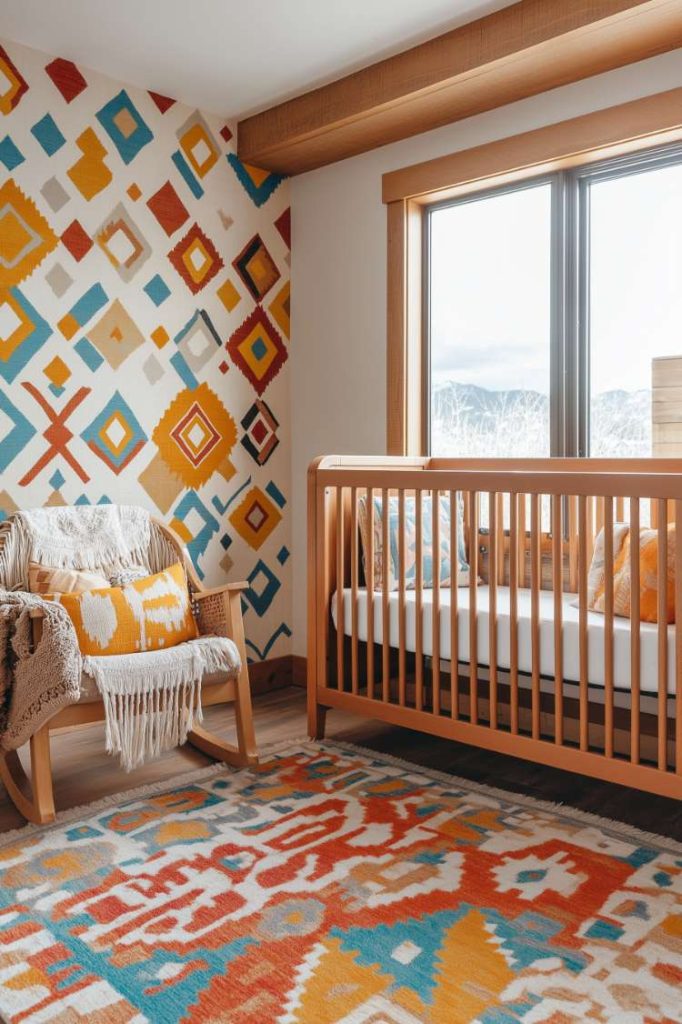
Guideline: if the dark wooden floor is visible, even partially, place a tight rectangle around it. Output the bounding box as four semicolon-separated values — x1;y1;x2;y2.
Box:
1;686;680;840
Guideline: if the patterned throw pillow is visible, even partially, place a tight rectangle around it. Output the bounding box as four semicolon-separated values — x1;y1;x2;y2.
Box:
49;562;199;656
357;493;471;591
587;523;675;623
29;562;110;595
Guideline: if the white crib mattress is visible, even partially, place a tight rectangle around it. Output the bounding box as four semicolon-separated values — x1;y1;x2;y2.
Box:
331;585;677;696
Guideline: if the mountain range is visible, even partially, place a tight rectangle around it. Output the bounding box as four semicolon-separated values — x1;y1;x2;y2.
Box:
431;380;651;457
431;380;650;424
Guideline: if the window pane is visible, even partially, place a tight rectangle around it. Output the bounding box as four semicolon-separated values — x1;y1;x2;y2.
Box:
429;183;553;457
588;161;682;457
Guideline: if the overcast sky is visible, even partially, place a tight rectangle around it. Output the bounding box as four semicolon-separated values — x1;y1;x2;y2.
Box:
430;161;682;397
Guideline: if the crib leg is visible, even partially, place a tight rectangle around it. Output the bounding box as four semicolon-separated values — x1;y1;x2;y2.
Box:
308;703;328;741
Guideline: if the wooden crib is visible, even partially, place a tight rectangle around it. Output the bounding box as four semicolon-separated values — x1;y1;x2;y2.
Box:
308;456;682;799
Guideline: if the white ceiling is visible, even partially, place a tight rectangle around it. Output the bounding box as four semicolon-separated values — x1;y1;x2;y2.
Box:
0;0;517;119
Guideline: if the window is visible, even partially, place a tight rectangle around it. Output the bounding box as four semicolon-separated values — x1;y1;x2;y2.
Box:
428;181;553;458
426;143;682;458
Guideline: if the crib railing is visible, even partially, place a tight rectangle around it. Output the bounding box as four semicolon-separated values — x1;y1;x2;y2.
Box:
308;456;682;799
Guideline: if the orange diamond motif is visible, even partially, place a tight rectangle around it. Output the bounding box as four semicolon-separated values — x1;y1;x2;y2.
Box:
0;291;32;362
0;180;58;287
44;356;71;389
229;486;282;551
153;383;236;488
168;224;223;295
172;406;220;466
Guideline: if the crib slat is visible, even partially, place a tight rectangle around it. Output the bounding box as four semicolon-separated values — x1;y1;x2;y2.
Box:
468;491;479;726
569;496;578;592
336;487;344;692
518;494;526;588
432;489;441;716
671;497;675;774
630;497;641;765
415;488;424;712
398;489;406;707
381;487;390;702
509;492;519;735
488;491;498;730
449;490;459;720
530;493;541;740
350;486;359;696
366;487;375;701
551;494;563;746
603;496;614;759
657;498;668;772
496;493;505;585
578;495;589;752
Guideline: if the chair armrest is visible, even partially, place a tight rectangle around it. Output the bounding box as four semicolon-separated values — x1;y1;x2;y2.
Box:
194;582;247;599
27;606;46;648
192;582;247;639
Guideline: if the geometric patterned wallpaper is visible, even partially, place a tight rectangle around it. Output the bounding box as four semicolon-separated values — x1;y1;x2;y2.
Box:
0;38;291;663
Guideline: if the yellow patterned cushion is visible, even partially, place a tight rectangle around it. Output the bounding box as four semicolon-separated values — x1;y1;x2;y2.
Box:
29;562;110;595
587;523;676;623
50;562;199;656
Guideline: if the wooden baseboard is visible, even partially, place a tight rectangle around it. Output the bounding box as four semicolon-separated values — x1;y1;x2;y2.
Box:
292;655;306;688
249;655;299;694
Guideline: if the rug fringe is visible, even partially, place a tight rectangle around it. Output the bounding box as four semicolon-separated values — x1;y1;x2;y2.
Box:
0;761;231;846
1;737;680;855
319;738;682;855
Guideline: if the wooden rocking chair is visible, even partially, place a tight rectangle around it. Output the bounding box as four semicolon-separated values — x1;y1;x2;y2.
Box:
0;516;258;825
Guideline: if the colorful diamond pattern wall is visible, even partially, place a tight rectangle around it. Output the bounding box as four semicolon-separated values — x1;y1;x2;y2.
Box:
0;38;291;662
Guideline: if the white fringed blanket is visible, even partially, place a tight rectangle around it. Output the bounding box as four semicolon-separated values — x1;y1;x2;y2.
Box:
5;505;153;576
0;505;239;770
83;636;240;770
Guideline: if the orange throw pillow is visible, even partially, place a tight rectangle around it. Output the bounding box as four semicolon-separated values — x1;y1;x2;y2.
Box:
587;523;675;623
50;562;199;656
29;562;110;595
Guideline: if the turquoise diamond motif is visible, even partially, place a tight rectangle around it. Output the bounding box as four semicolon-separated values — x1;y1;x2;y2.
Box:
81;391;147;475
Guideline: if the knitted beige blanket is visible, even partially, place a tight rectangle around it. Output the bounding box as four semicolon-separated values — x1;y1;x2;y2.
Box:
0;591;81;751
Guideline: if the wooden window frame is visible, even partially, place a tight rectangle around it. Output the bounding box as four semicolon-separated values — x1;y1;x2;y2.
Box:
384;86;682;456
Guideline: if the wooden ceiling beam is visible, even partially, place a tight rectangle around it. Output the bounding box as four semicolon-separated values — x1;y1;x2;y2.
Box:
237;0;682;176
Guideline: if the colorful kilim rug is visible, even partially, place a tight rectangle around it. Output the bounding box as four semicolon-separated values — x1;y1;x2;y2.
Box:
0;742;680;1024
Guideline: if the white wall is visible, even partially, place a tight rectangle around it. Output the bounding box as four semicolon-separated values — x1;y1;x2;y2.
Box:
290;49;682;655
